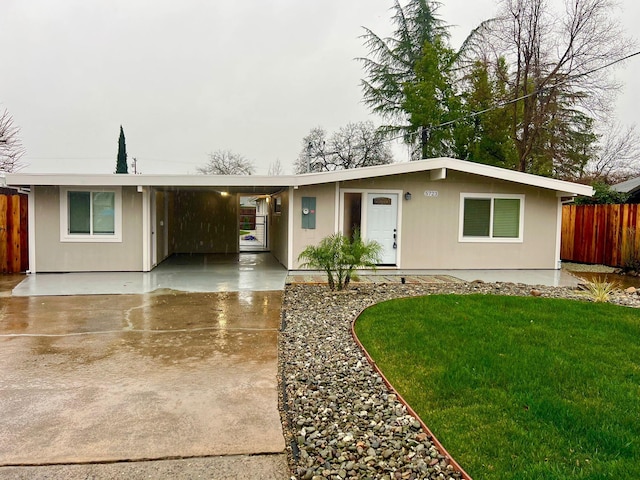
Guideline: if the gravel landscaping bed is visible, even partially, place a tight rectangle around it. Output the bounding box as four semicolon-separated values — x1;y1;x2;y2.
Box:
279;281;640;480
561;262;616;273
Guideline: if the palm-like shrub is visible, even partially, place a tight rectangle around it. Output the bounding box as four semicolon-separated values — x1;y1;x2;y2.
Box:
298;230;382;291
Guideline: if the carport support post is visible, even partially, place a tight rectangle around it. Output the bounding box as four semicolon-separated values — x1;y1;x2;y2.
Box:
27;186;36;274
140;185;152;272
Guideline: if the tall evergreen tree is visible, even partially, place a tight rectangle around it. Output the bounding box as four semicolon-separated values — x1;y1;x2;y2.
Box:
359;0;453;158
402;36;460;158
116;126;128;174
455;59;518;170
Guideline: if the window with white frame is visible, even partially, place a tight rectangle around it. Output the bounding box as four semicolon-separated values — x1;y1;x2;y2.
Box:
60;187;122;242
459;193;524;242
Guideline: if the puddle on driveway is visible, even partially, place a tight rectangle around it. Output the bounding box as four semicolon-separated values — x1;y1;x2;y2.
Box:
0;274;25;296
0;290;285;464
568;271;640;290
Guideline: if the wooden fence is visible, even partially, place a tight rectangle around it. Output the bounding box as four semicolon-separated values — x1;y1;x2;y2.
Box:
561;204;640;267
239;206;256;230
0;192;28;273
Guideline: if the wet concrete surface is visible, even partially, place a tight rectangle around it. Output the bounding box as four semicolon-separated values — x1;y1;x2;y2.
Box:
0;454;290;480
12;253;288;296
0;275;25;297
0;290;286;466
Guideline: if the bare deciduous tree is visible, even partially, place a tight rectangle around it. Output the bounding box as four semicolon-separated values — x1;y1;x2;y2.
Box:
0;108;26;173
268;158;284;176
468;0;634;176
294;121;394;174
582;122;640;184
197;150;254;175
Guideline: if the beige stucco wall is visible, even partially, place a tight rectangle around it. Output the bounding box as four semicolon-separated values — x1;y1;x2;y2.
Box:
339;171;559;269
290;183;338;268
33;186;144;272
288;171;560;270
269;189;290;268
171;191;238;254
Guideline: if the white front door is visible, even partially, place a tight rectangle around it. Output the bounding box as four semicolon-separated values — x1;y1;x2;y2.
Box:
366;193;398;265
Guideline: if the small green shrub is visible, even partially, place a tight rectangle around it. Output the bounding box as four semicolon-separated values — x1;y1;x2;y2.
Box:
298;230;382;290
573;181;630;205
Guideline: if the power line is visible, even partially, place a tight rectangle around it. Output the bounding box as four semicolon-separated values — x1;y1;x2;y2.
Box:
309;50;640;161
435;50;640;129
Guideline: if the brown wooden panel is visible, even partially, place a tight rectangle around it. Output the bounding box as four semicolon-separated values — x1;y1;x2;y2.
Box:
560;203;640;267
610;205;621;267
9;195;21;273
0;195;8;273
561;205;573;260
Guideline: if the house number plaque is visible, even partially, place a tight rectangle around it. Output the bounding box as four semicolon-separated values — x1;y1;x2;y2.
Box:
424;190;439;197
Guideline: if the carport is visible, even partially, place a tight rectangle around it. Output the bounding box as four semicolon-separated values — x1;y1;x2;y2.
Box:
147;183;290;272
1;173;293;275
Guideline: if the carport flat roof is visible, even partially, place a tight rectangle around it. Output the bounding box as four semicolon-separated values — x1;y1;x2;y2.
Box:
3;157;593;196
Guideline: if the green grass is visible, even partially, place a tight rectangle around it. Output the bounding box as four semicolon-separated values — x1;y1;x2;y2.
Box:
239;230;250;236
355;295;640;480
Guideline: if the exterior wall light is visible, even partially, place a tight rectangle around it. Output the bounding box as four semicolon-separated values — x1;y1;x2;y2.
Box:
404;192;412;201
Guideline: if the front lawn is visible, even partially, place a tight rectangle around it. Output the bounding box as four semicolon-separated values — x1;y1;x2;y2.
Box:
355;295;640;480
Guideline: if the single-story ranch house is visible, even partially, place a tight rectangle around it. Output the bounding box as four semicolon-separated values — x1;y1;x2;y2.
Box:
2;158;592;273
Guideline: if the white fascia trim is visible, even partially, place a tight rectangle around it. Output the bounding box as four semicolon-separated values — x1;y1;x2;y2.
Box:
6;173;297;188
5;157;594;196
295;158;593;196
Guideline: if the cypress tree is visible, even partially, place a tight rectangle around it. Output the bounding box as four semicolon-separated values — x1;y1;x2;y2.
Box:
116;125;128;174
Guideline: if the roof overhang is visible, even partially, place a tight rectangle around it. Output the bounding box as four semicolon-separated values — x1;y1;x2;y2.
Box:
293;158;592;196
3;157;593;197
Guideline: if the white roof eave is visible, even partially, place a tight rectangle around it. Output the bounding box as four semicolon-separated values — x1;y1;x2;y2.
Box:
293;158;593;196
4;157;593;196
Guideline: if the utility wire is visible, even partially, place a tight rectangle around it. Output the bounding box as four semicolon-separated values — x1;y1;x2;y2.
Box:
435;50;640;129
307;50;640;160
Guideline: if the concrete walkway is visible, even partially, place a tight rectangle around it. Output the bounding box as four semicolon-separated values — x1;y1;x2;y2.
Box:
0;289;288;478
287;268;581;288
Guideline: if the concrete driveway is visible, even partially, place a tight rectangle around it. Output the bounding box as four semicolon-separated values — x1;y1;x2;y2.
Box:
0;289;288;477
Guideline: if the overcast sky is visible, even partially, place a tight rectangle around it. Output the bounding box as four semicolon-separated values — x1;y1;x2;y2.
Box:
1;0;638;175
